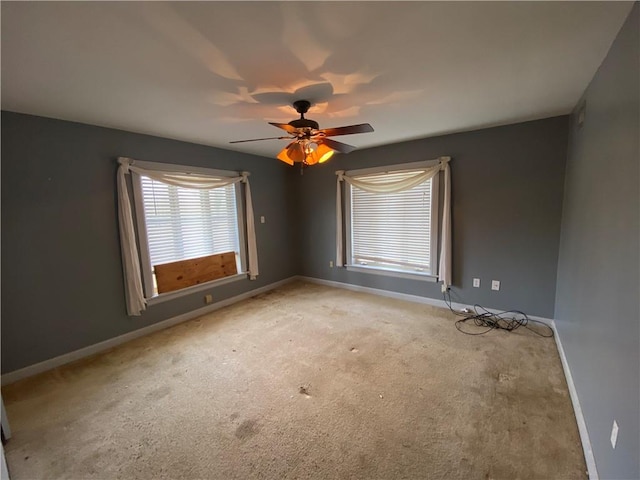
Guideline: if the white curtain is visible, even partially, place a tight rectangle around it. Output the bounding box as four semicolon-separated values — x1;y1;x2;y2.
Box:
336;156;452;288
117;163;147;316
117;157;259;316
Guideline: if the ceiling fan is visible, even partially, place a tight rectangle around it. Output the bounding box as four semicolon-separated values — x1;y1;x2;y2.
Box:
230;100;374;166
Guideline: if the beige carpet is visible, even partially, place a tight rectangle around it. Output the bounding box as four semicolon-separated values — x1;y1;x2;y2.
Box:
3;281;587;479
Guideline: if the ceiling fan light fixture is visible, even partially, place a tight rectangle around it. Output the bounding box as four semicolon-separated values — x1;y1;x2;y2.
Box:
315;143;335;164
230;99;373;167
276;148;294;165
287;142;305;163
301;141;331;165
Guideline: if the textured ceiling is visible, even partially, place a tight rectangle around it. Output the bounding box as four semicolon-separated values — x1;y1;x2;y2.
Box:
1;2;633;159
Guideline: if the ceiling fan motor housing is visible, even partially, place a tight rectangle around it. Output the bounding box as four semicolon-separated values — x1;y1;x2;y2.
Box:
288;118;319;130
293;100;311;114
290;100;319;130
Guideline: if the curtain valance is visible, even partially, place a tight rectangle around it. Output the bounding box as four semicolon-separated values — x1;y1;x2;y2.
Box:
335;156;452;288
116;157;259;316
123;162;248;189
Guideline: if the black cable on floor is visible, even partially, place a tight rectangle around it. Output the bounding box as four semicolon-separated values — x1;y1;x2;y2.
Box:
443;289;554;337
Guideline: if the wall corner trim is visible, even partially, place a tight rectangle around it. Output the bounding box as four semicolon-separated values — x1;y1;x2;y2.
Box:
1;276;299;386
299;275;598;479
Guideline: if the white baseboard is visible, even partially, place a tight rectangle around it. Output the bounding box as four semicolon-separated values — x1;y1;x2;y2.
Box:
300;275;597;478
300;275;458;308
1;276;298;386
298;275;554;322
550;319;599;480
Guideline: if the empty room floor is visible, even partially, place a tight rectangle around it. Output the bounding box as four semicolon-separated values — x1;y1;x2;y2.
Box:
3;281;586;479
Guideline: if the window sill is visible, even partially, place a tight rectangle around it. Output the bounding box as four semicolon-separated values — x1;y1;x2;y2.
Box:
145;273;247;306
345;265;437;282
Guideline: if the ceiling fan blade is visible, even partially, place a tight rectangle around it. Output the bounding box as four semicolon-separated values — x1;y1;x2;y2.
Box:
229;136;291;144
322;138;357;154
318;123;374;137
269;122;298;134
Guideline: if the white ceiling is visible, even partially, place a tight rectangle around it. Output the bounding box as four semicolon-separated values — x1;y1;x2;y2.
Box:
1;2;633;159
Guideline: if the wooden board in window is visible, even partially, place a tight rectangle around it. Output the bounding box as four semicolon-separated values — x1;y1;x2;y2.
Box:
154;252;238;294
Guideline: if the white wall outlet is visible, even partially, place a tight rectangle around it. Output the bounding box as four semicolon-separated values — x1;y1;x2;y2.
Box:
578;102;586;127
260;216;265;224
329;260;334;268
473;278;480;288
204;294;213;304
610;420;619;449
491;280;500;291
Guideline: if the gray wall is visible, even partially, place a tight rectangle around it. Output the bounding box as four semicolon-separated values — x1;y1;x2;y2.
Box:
1;111;570;374
1;111;301;373
298;116;569;318
554;4;639;479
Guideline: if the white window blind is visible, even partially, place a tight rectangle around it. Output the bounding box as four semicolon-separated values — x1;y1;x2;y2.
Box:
140;176;240;268
350;170;433;274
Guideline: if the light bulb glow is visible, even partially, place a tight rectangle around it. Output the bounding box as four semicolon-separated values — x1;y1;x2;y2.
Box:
278;141;335;166
316;144;335;163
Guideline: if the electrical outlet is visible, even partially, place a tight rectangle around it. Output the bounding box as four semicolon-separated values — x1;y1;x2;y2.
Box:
611;420;619;449
204;294;213;304
260;216;265;224
491;280;500;291
578;102;586;128
473;278;480;288
329;260;334;268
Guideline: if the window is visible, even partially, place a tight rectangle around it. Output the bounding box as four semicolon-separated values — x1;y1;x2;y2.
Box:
345;163;439;280
140;177;240;270
130;163;246;299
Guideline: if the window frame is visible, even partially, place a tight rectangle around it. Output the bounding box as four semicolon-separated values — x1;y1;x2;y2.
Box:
130;160;247;305
344;160;440;282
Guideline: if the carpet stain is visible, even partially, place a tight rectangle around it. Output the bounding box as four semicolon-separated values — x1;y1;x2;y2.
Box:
145;385;171;401
100;399;121;412
299;385;311;397
235;419;260;440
